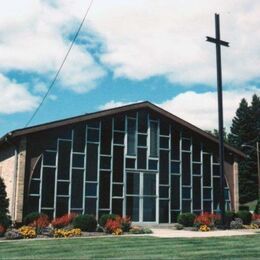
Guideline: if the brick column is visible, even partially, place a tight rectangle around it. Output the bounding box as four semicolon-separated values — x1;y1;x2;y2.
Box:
14;137;27;222
233;161;239;212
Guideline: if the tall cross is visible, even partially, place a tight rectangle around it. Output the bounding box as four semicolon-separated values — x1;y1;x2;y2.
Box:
206;13;229;226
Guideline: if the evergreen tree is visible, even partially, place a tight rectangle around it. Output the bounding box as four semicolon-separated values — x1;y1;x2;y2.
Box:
228;95;260;203
0;177;11;228
0;177;9;215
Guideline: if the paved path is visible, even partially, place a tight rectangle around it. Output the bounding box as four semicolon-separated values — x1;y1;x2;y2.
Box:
150;228;259;238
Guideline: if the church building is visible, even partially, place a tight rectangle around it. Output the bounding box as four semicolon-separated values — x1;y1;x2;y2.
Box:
0;102;244;223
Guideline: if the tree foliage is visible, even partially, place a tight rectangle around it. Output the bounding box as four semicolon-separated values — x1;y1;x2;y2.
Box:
228;94;260;203
0;177;9;215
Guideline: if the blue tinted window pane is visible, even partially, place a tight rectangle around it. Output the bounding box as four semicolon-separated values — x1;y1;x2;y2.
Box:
182;187;191;199
160;137;169;149
171;162;180;174
87;129;99;142
149;160;158;170
127;119;136;155
85;183;97;196
150;121;158;157
182;138;191;151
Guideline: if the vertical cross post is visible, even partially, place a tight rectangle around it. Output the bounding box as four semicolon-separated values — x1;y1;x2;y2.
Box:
206;13;229;226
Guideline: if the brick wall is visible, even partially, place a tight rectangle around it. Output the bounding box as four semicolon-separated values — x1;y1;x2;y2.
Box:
0;145;16;217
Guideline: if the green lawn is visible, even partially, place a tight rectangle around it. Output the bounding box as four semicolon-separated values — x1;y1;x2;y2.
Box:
0;235;259;259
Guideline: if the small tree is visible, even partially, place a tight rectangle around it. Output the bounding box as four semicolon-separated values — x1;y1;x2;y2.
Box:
0;177;11;229
0;177;9;215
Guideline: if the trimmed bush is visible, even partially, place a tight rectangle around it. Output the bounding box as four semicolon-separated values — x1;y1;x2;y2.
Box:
73;214;97;232
23;212;41;225
239;205;249;211
237;210;252;225
98;214;116;227
177;213;196;227
223;211;237;227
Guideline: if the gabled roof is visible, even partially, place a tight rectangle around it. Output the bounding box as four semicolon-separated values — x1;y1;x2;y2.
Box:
0;101;245;158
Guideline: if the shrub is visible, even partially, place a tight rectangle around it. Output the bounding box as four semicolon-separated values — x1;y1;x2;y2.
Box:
0;224;5;237
174;223;184;230
121;216;132;232
0;212;11;229
199;225;210;232
18;226;37;238
112;228;123;235
237;210;252;225
99;214;116;227
230;218;243;229
0;177;11;230
72;214;97;232
51;213;77;228
177;213;196;227
250;219;260;229
129;226;152;234
23;212;41;225
252;213;260;221
223;211;237;227
30;214;49;229
54;228;81;238
105;216;121;234
239;205;249;211
5;229;23;240
0;177;9;215
194;212;220;227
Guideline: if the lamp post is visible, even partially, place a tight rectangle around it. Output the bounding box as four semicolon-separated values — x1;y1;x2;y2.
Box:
241;141;260;202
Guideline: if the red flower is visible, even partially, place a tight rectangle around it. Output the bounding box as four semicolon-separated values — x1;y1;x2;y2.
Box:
105;216;122;233
252;213;260;220
30;215;49;228
0;225;6;235
194;212;220;226
51;213;77;228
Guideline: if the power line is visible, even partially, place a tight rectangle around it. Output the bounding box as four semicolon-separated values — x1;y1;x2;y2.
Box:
25;0;94;127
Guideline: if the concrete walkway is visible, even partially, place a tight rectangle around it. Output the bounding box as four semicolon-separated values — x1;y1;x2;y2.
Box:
150;228;259;238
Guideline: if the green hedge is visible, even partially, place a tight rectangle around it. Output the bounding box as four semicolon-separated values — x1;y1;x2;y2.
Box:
73;214;97;232
23;212;42;225
177;213;196;227
98;214;116;227
237;210;252;225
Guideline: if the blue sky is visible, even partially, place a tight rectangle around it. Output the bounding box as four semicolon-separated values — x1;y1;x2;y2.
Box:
0;0;259;137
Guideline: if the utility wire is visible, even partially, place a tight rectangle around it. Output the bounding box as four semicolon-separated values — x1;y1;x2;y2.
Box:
25;0;94;127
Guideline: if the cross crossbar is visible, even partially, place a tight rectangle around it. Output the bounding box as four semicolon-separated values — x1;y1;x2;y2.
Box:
206;36;229;47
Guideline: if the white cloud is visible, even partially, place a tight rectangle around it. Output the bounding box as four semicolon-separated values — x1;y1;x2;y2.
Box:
0;0;106;94
159;88;260;130
1;0;260;91
85;0;260;86
0;74;39;114
99;100;141;110
100;87;260;130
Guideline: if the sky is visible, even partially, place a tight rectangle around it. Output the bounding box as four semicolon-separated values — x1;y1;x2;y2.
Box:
0;0;260;137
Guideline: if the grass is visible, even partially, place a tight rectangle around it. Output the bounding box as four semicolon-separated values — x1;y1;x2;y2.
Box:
0;235;259;259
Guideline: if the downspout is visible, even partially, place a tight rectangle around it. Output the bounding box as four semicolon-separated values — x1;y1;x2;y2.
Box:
4;133;18;221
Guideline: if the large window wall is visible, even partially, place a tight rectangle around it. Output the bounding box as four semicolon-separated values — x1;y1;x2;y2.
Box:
28;109;231;222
